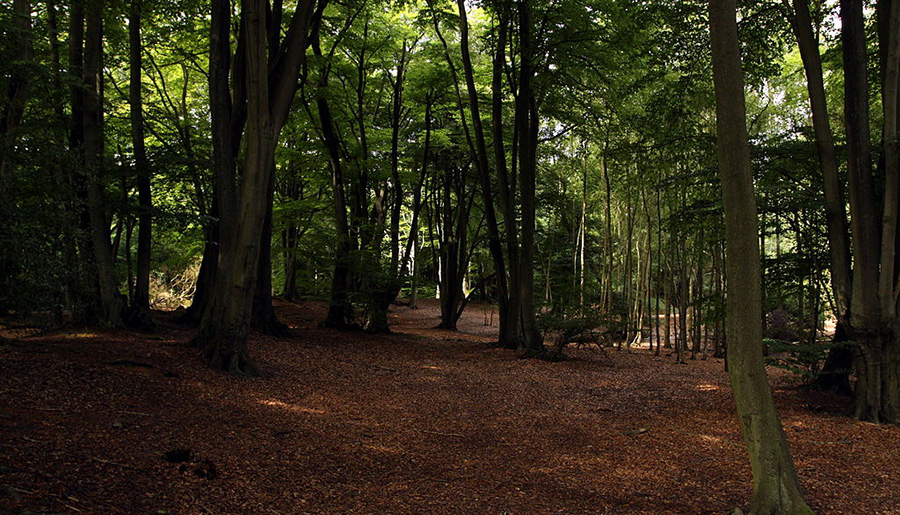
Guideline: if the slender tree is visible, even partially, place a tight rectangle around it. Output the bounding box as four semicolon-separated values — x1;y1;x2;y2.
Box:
130;0;152;312
709;0;814;512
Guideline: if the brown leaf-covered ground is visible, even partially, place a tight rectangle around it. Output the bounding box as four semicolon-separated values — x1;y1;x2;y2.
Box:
1;299;898;514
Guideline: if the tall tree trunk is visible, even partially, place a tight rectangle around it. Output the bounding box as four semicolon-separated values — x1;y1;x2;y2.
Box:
194;0;276;375
515;0;544;354
194;0;319;373
455;0;513;348
709;0;814;512
879;0;900;319
83;0;123;326
317;69;354;329
130;0;152;311
604;150;614;313
65;0;99;322
251;161;288;335
840;0;900;422
787;0;855;393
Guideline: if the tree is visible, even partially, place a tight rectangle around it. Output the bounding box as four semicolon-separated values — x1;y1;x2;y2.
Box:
838;0;900;422
782;0;853;395
451;0;544;353
82;0;125;326
709;0;814;512
193;0;323;374
0;0;32;191
130;0;153;313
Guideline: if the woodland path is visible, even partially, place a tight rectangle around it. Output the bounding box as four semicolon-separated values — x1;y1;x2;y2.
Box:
1;299;898;514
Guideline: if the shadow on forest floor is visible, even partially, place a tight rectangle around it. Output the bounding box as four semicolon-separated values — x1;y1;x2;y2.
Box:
0;298;896;514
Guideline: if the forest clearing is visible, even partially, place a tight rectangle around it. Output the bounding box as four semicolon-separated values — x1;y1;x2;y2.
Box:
1;299;898;514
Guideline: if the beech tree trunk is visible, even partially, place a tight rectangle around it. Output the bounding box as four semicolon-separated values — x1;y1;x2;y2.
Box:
841;0;900;422
194;0;274;376
251;163;288;335
709;0;814;512
515;0;544;354
83;0;123;326
316;50;354;329
787;0;854;394
454;0;513;348
130;0;152;311
194;0;319;374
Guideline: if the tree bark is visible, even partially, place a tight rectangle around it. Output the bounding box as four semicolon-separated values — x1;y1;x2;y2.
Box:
709;0;815;512
130;0;152;311
455;0;514;348
785;0;855;394
83;0;123;326
251;161;289;335
194;0;320;373
515;0;544;354
841;0;900;422
316;53;354;329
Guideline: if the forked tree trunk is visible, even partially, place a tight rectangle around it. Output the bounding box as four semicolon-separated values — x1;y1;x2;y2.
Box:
195;0;319;374
709;0;814;512
194;0;274;376
841;0;900;422
786;0;856;394
453;0;512;348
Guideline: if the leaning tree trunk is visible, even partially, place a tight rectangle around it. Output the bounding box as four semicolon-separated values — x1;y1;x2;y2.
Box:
454;0;512;348
709;0;815;512
788;0;855;395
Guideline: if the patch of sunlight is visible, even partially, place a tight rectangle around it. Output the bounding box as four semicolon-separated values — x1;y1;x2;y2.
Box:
258;399;325;414
65;332;98;339
696;383;719;391
700;434;723;444
363;444;402;454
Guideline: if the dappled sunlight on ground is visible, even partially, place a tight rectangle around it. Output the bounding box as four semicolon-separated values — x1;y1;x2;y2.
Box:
0;298;896;514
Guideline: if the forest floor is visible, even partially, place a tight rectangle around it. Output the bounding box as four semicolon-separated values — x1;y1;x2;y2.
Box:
1;299;899;515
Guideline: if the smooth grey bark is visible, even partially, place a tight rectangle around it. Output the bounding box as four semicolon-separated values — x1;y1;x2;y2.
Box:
789;14;851;363
784;0;855;393
709;0;814;513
